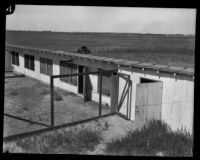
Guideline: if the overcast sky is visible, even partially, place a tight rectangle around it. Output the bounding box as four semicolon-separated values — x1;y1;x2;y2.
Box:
6;5;196;35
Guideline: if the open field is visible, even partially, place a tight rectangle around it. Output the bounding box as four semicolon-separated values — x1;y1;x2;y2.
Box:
4;72;110;137
6;30;195;67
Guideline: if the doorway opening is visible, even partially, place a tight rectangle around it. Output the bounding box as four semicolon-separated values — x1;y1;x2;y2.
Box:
78;65;84;94
140;77;159;83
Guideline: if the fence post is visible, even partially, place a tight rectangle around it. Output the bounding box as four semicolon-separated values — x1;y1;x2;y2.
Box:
98;69;102;116
50;76;54;126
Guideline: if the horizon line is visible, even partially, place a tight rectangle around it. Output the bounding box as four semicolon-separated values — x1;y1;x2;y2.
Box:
6;29;195;36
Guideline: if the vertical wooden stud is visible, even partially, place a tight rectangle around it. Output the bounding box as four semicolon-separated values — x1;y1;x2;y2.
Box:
50;76;54;126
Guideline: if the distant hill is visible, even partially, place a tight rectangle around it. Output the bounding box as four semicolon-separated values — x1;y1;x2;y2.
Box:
6;30;195;37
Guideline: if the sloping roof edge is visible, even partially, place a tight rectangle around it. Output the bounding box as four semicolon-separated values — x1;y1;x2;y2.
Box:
5;44;194;77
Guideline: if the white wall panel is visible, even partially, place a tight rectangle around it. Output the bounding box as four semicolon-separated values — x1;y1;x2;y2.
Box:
118;67;194;133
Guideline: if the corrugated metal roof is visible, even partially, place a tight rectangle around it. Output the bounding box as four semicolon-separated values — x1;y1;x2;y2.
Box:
5;44;194;76
148;64;168;69
167;66;185;71
133;62;155;68
109;59;127;63
101;57;117;62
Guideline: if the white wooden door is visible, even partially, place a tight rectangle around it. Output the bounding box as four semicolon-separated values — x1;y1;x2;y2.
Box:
135;82;163;129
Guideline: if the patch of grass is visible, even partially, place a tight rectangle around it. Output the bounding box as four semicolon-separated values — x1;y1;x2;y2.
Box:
103;121;110;131
54;91;63;101
9;90;18;96
14;127;102;154
3;142;24;153
74;128;102;152
94;119;102;128
61;91;77;97
8;86;44;109
106;120;193;157
19;104;29;112
40;89;49;95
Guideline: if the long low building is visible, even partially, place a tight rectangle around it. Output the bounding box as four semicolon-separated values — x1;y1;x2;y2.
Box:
5;44;194;134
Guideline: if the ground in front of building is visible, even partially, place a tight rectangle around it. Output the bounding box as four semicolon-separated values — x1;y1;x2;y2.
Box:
4;72;110;137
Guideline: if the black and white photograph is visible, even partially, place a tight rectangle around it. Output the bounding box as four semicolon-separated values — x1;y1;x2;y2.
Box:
3;3;195;156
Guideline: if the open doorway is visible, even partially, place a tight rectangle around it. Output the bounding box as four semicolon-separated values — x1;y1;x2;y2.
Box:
140;77;159;83
78;65;84;94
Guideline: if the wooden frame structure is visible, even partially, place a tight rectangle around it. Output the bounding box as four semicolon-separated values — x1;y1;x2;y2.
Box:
4;69;117;131
50;69;116;126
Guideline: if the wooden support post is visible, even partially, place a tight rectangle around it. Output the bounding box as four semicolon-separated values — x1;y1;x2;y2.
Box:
129;81;132;119
5;51;12;71
111;74;118;112
98;69;102;116
126;81;130;118
83;67;89;102
50;76;54;127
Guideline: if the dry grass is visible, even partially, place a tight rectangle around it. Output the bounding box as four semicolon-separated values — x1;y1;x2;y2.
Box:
3;142;24;153
3;114;139;154
39;89;49;95
106;120;193;157
9;90;18;96
4;126;103;154
54;91;63;101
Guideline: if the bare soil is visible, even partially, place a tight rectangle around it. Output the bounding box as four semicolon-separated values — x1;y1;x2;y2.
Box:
4;72;110;137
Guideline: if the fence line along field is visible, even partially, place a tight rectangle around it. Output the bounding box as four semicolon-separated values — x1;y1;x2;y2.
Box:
6;30;195;67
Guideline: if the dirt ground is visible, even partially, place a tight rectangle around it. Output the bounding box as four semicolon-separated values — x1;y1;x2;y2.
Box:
4;72;110;137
